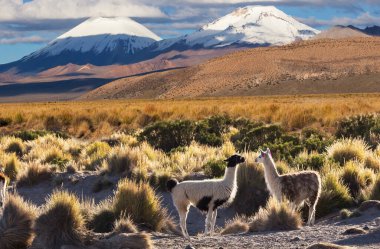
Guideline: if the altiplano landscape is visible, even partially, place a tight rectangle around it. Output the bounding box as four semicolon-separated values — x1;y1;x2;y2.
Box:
0;2;380;249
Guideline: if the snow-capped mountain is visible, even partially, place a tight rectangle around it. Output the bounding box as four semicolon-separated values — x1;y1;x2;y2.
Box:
0;17;162;72
0;6;319;74
156;6;319;50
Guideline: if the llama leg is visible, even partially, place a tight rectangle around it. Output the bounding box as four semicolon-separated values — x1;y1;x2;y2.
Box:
307;195;318;226
177;204;190;239
205;209;213;235
210;209;217;235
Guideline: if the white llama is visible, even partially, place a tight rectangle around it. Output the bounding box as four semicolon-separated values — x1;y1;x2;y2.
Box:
167;154;245;239
255;148;321;225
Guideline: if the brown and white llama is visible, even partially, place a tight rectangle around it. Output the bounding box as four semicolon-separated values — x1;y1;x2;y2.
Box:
255;148;321;225
0;171;8;208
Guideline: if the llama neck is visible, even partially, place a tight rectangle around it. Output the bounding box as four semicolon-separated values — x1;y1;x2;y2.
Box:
263;156;280;189
223;166;238;187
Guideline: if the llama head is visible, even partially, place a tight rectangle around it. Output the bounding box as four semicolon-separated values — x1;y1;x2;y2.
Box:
255;148;272;163
225;154;245;167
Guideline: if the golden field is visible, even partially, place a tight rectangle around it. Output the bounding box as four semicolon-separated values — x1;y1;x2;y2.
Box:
1;94;380;138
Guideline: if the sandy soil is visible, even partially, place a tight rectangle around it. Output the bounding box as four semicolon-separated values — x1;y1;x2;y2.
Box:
13;172;380;249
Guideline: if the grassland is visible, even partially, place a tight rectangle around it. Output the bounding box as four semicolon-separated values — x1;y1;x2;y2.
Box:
1;94;380;138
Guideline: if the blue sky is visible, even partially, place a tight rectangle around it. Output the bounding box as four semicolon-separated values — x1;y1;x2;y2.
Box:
0;0;380;64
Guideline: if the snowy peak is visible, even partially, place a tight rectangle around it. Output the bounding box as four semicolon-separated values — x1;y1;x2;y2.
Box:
57;17;162;41
185;5;319;48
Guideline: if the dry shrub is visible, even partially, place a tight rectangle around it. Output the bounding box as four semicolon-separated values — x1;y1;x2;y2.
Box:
221;216;249;235
2;137;25;156
104;146;138;175
341;161;375;199
3;153;21;181
233;160;269;216
370;175;380;200
317;172;353;217
249;197;302;232
364;153;380;172
17;162;53;187
113;215;139;234
87;199;116;233
0;194;37;249
112;179;168;231
327;139;369;165
35;190;86;249
83;141;111;170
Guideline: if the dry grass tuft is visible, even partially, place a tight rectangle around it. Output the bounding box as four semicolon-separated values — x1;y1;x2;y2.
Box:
2;136;25;156
0;194;37;249
221;216;249;235
34;190;86;249
370;175;380;200
341;161;375;199
17;162;53;187
249;197;302;232
113;215;139;234
327;139;369;166
112;179;168;231
3;153;21;181
364;153;380;172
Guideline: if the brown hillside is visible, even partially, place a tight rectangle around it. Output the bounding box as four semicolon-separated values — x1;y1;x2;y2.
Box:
313;26;370;40
81;38;380;100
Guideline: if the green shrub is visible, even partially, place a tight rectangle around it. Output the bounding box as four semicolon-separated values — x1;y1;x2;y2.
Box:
139;120;195;152
317;172;353;217
327;138;369;166
249;197;302;232
112;179;168;231
336;114;379;146
194;115;231;147
204;159;226;178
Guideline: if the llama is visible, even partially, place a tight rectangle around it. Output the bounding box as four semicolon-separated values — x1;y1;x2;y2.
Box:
255;148;321;225
167;154;245;239
0;171;8;208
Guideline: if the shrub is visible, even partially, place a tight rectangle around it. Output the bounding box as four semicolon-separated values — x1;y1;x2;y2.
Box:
35;190;86;249
12;130;50;141
341;161;374;199
302;128;333;154
0;195;37;249
233;160;269;216
112;179;168;231
104;146;138;175
42;147;70;170
194;115;231;147
249;197;302;232
276;161;290;174
83;141;111;170
0;117;12;127
87;200;116;233
317;172;353;217
138;120;195;152
3;153;21;181
113;216;139;234
3;137;25;156
293;151;325;170
364;153;380;172
370;175;380;200
149;172;172;191
44;116;62;132
221;216;249;235
336;114;379;145
327;139;369;166
203;159;226;178
17;162;53;187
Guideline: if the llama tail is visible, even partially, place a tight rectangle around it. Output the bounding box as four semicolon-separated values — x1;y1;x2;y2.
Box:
166;179;178;192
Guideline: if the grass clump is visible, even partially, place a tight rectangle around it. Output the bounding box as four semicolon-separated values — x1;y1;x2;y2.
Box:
0;194;37;249
17;162;53;187
293;151;325;170
83;141;111;170
112;179;168;231
370;175;380;200
2;136;25;156
327;138;369;166
113;215;139;234
317;172;353;217
221;216;249;235
2;153;21;181
341;161;375;199
35;190;86;249
364;153;380;172
104;146;138;175
87;200;116;233
203;159;226;178
233;159;269;216
249;197;302;232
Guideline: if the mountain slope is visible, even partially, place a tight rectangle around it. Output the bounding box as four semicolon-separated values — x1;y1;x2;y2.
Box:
81;37;380;100
313;26;370;39
0;17;162;73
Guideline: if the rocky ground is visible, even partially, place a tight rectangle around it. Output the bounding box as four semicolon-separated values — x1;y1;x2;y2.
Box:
14;171;380;249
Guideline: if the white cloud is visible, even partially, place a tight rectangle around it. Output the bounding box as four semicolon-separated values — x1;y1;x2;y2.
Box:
0;0;166;21
299;12;380;28
0;35;48;44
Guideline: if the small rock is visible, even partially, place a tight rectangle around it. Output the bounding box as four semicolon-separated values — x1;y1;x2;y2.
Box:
185;245;195;249
306;242;352;249
363;225;370;231
290;236;302;242
358;200;380;212
343;227;367;235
